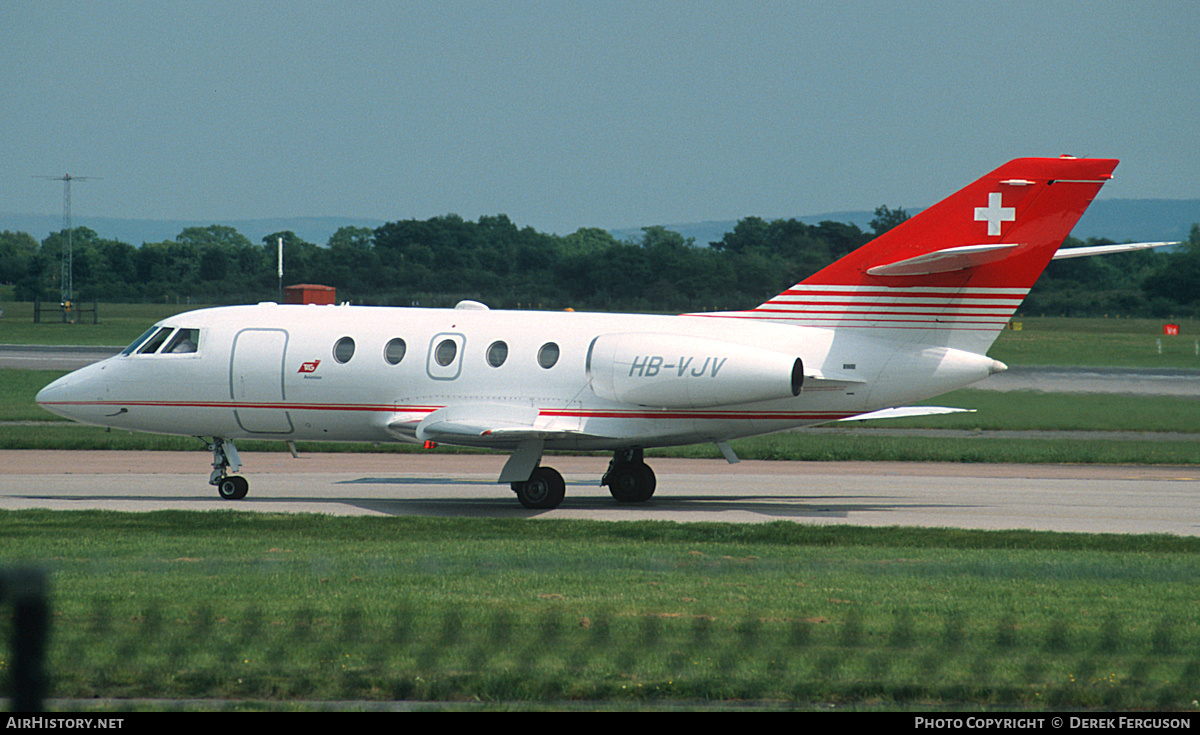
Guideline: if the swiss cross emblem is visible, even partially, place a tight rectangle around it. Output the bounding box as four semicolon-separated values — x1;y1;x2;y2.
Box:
298;360;321;373
974;192;1016;236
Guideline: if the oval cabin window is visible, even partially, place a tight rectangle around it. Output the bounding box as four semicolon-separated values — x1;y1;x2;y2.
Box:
537;342;560;369
384;338;407;365
435;339;458;367
487;341;508;367
333;336;356;363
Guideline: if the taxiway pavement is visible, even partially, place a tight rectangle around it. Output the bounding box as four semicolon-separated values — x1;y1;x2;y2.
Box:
2;451;1196;535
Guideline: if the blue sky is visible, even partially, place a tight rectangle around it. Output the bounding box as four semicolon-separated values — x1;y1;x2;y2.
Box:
3;1;1197;235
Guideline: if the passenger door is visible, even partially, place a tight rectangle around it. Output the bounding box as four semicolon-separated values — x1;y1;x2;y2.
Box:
230;328;294;434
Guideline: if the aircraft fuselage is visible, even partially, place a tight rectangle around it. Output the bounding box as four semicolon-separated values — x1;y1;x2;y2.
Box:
37;301;1000;451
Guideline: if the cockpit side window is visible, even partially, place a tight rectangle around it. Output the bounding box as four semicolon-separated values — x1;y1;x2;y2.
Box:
136;327;174;355
163;328;200;354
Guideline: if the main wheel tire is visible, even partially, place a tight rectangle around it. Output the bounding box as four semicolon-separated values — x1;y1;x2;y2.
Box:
514;466;566;510
607;463;656;503
217;475;249;500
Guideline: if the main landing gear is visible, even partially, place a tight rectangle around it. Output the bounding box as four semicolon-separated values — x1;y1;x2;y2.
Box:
511;466;566;510
602;448;657;504
510;448;657;510
208;437;249;500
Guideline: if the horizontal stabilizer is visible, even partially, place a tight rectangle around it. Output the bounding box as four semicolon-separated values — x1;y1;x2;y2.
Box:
1052;241;1178;260
838;406;974;422
866;243;1022;277
863;239;1174;277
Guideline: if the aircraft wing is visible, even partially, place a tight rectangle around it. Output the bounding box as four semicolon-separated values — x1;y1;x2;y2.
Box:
838;406;975;422
387;403;602;446
389;403;623;484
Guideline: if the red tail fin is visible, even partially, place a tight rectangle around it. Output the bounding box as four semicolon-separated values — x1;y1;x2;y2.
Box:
743;156;1118;353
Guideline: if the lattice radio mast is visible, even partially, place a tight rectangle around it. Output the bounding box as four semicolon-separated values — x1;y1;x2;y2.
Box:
36;173;96;307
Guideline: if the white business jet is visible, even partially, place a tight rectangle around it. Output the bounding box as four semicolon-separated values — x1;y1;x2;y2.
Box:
36;157;1172;509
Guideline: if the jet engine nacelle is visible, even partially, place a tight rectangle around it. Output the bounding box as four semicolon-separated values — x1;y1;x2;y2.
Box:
586;333;804;409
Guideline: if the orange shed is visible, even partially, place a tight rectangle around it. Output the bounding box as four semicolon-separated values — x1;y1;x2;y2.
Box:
283;284;337;305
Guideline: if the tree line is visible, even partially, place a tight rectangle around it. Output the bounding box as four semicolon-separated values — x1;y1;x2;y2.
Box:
1;209;1198;317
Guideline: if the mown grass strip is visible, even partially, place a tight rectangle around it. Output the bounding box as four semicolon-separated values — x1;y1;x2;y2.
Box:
4;511;1198;709
4;422;1200;465
990;316;1200;368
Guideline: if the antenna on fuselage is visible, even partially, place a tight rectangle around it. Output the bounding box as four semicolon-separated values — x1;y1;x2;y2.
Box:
277;236;284;302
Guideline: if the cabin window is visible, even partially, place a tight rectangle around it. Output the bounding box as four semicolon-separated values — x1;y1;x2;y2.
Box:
163;328;200;354
384;338;407;365
333;336;356;363
537;342;560;369
435;339;458;367
486;341;508;367
137;327;174;355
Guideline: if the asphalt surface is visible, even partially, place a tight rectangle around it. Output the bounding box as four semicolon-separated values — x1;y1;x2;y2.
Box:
2;451;1197;535
0;344;121;370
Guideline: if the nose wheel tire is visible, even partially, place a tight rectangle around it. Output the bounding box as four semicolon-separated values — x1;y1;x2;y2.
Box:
217;475;249;500
512;466;566;509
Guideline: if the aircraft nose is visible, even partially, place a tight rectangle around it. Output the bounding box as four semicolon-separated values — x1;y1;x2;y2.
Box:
35;372;77;418
35;364;104;421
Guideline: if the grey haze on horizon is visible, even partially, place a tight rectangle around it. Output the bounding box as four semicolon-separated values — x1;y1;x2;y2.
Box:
3;2;1197;237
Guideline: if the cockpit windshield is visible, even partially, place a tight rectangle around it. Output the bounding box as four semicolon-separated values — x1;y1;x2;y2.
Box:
139;327;174;354
120;327;160;356
120;326;201;356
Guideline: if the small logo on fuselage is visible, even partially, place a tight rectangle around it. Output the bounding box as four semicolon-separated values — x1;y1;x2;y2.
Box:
298;360;321;373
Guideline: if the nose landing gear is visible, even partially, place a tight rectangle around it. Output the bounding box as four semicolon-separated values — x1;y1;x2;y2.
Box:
208;438;248;500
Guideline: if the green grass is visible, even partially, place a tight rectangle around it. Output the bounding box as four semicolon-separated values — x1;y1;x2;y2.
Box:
663;433;1200;465
0;301;206;347
4;511;1198;709
992;316;1200;368
1;369;69;421
901;389;1200;433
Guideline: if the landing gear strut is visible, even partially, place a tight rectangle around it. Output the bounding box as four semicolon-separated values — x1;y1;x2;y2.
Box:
602;448;656;503
208;438;248;500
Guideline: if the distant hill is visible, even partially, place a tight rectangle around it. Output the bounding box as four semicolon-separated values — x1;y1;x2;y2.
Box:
1073;199;1199;242
2;198;1197;248
610;199;1200;246
0;214;386;247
